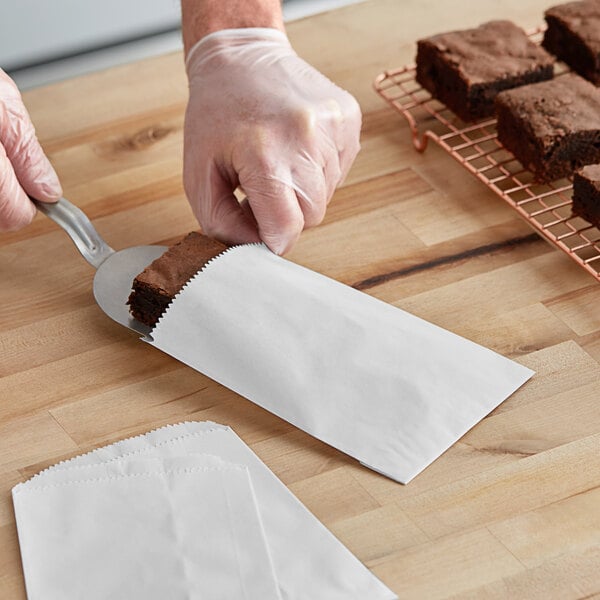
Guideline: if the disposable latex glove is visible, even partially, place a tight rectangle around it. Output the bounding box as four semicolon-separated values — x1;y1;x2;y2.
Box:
183;28;361;254
0;69;62;232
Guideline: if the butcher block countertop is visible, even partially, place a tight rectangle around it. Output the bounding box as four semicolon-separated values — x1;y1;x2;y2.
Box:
2;0;600;597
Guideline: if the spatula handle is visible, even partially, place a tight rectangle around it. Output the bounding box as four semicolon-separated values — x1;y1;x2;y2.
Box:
32;197;114;269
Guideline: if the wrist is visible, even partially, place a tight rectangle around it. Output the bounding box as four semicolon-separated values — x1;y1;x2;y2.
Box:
181;0;285;55
185;28;291;73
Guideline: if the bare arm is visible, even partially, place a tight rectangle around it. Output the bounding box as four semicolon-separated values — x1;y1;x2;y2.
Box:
181;0;285;53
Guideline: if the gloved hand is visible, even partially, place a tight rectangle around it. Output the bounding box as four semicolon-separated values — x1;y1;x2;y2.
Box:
183;28;361;254
0;69;62;232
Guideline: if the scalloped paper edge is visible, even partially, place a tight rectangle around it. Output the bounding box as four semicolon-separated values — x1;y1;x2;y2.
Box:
12;421;229;493
13;462;249;495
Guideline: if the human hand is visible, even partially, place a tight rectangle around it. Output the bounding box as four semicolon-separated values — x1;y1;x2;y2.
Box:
0;69;62;232
183;28;361;254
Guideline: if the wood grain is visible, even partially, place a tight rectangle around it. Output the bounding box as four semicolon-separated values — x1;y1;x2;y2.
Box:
1;1;599;597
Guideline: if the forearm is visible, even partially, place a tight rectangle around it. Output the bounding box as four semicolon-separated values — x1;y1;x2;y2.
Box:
181;0;285;54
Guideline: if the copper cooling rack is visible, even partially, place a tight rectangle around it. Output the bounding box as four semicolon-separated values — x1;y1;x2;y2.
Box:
373;32;600;283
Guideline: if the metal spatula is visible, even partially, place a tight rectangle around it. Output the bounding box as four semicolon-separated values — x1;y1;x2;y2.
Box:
34;197;167;335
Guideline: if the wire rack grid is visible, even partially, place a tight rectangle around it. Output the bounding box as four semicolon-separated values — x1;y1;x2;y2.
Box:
373;32;600;283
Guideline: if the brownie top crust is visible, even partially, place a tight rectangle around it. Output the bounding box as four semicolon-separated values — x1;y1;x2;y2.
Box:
545;0;600;53
495;73;600;144
578;163;600;180
419;20;554;84
134;231;228;296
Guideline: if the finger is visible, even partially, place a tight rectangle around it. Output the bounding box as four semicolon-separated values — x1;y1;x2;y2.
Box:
338;134;361;184
187;163;260;246
0;79;61;202
320;146;342;205
290;152;330;227
237;196;258;226
0;142;36;232
243;175;304;255
329;92;362;184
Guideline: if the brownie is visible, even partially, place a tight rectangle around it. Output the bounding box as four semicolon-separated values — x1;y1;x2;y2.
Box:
543;0;600;85
416;20;554;122
572;163;600;227
495;73;600;182
128;232;228;326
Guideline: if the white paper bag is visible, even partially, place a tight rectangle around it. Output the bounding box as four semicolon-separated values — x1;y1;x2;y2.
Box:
149;244;533;483
16;422;397;600
13;453;281;600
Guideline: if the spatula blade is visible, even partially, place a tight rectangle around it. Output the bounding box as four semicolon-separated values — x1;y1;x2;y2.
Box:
93;245;167;335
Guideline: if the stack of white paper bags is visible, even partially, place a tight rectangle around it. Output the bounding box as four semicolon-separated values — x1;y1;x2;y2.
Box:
12;421;396;600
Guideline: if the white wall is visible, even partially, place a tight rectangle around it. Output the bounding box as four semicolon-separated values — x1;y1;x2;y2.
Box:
4;0;365;89
1;0;181;70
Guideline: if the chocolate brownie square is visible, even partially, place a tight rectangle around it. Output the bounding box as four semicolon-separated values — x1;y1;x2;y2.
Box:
495;73;600;182
573;163;600;227
128;232;228;326
543;0;600;85
416;20;554;122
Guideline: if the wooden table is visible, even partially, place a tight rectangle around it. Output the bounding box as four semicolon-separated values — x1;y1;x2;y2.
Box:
2;1;600;597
